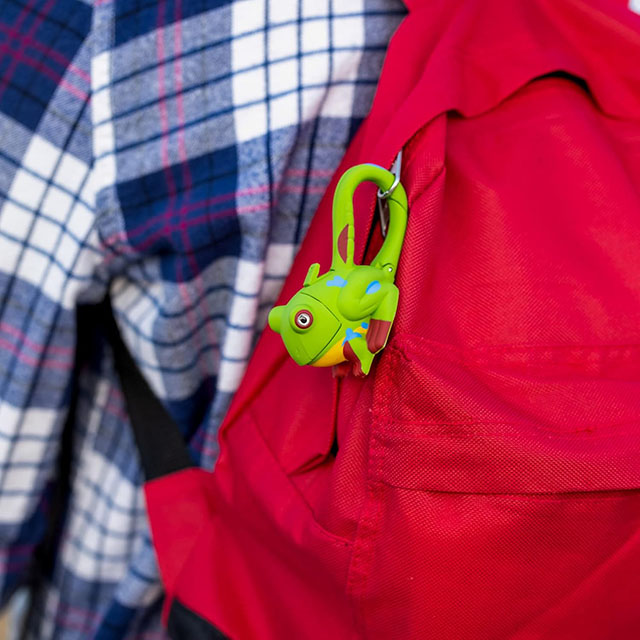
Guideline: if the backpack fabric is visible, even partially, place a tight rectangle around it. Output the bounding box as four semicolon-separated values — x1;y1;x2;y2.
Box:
113;1;640;637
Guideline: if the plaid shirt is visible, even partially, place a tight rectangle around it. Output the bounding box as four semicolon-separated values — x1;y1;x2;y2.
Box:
0;0;404;637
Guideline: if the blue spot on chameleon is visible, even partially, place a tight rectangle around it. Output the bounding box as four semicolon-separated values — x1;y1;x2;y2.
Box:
342;327;363;345
361;322;369;329
327;275;347;288
366;280;381;295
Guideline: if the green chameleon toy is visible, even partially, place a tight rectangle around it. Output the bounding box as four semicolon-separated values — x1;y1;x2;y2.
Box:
268;163;408;377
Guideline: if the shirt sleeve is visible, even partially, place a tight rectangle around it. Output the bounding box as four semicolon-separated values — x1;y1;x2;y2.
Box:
0;0;105;604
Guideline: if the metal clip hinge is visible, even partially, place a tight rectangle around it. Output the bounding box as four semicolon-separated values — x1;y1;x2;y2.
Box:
377;149;403;238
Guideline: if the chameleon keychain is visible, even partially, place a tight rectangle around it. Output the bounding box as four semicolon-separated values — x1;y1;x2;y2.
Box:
268;158;408;377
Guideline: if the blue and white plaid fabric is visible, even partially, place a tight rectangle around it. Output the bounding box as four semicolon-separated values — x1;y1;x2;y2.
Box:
0;0;405;636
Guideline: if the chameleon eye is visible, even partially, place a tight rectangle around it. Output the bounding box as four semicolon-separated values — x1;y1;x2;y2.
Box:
294;310;313;329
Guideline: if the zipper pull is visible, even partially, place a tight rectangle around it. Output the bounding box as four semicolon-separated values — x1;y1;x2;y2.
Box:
377;149;403;238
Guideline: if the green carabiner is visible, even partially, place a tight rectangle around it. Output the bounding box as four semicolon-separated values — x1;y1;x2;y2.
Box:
268;163;408;377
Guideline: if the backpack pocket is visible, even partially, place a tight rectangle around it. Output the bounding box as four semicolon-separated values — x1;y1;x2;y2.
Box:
346;334;640;640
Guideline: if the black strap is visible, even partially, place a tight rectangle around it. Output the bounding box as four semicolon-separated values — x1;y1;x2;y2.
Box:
168;599;231;640
101;296;194;481
104;302;233;638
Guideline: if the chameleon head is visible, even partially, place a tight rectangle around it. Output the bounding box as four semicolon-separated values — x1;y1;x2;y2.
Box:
268;291;341;366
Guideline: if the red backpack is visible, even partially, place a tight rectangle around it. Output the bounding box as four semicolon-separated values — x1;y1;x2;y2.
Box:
109;1;640;637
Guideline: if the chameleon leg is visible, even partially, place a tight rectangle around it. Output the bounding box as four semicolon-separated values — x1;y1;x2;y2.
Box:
367;285;398;353
344;335;375;378
337;267;388;320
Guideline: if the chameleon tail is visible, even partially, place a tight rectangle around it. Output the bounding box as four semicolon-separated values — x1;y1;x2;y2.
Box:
331;164;408;276
370;182;408;276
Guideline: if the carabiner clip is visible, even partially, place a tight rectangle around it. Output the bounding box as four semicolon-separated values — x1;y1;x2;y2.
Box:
268;162;408;377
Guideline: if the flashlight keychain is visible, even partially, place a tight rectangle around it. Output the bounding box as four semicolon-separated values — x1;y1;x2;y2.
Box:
268;155;408;377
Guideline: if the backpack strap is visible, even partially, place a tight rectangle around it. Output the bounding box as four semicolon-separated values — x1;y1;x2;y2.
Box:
101;296;194;481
